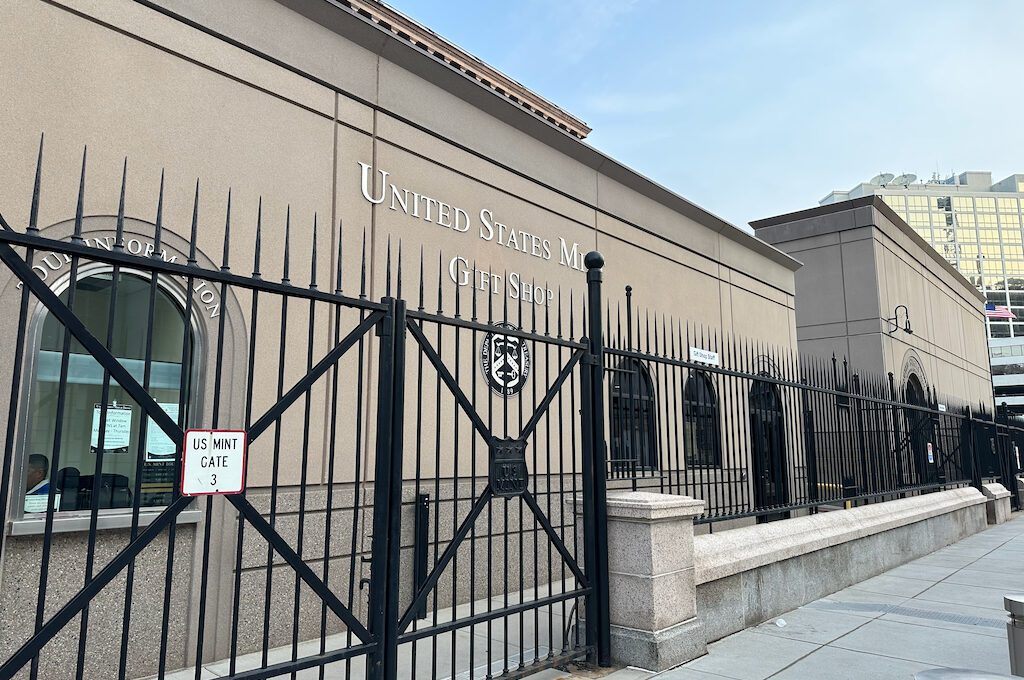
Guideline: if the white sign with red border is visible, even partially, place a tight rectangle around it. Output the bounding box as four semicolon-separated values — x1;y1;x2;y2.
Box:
181;429;247;496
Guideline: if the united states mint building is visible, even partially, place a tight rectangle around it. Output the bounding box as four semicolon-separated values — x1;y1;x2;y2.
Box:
0;2;1015;680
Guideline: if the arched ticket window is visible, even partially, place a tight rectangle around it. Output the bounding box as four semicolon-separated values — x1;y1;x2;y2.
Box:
19;270;196;516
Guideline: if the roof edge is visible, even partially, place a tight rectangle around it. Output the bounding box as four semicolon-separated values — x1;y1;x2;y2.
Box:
753;196;986;304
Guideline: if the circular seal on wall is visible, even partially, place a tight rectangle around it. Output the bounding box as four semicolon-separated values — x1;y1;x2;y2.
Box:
480;322;531;397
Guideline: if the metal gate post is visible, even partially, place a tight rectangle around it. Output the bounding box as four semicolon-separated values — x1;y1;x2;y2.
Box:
367;298;406;680
582;252;611;667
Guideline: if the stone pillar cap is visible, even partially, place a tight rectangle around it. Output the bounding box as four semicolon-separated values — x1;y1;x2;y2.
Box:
565;491;705;521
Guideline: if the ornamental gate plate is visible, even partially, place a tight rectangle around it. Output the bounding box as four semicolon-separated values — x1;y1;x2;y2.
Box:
489;437;529;497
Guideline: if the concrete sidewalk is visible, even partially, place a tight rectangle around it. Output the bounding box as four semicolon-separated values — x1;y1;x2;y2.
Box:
604;514;1024;680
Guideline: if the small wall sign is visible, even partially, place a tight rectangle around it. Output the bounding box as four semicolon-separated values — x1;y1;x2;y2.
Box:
181;429;247;496
689;347;720;366
481;323;531;397
926;442;935;464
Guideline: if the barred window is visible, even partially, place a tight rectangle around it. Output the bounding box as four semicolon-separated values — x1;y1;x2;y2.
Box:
609;359;658;472
684;372;721;468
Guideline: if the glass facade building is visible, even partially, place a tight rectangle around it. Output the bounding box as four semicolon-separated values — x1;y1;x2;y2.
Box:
821;171;1024;409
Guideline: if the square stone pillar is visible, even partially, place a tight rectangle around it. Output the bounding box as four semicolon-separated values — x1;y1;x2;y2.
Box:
981;482;1011;524
570;491;706;671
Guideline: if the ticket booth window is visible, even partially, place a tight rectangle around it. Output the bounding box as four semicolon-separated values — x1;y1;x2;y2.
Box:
20;271;194;516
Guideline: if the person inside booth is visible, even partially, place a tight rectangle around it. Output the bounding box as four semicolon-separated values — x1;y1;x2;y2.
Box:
24;453;51;512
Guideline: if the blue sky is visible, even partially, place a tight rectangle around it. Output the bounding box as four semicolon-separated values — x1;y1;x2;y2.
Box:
389;0;1024;231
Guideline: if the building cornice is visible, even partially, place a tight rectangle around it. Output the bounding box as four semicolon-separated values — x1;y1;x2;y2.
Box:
341;0;591;139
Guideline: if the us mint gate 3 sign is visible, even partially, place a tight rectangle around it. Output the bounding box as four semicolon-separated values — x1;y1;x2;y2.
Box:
180;429;247;496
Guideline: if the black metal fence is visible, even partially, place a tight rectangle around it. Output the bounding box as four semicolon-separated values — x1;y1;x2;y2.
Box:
603;287;1024;524
0;139;1021;680
0;140;612;680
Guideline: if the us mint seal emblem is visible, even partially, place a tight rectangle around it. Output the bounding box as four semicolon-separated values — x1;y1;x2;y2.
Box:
480;322;531;397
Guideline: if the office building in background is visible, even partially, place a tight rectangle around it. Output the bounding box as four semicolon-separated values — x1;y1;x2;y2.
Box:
822;172;1024;410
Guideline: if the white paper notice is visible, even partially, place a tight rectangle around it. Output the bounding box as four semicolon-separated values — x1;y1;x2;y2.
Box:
90;403;132;453
24;493;60;514
146;402;181;462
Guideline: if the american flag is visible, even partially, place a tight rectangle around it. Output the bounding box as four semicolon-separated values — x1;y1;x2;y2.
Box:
985;304;1016;319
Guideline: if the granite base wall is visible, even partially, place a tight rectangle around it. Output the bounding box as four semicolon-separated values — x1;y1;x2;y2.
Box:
695;489;988;644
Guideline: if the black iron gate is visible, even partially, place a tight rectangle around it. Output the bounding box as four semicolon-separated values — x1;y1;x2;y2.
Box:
0;144;610;680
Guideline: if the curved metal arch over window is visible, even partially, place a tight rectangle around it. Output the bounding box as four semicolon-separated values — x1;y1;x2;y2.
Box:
609;358;658;473
19;269;197;516
683;371;721;468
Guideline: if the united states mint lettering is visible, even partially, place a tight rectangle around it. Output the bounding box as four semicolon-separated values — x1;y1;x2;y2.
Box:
360;161;588;302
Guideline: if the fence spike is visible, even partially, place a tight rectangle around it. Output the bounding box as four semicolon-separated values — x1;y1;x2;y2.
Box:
334;218;343;294
152;169;165;256
252;197;263;278
543;279;550;337
309;213;318;290
187;179;199;266
568;288;574;341
453;256;461;319
396;239;403;300
282;205;291;285
359;228;367;299
470;259;477;321
529;277;536;332
114;159;128;252
28;133;44;234
556;286;562;339
487;266;494;325
220;189;232;272
502;268;508;325
437;252;444;314
385;236;392;298
417;246;425;311
71;146;87;243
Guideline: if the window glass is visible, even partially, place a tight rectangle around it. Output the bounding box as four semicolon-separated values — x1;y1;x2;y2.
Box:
956;213;976;228
952;197;974;211
22;272;191;514
684;372;721;468
976;197;996;212
999;198;1019;213
883;195;906;210
991;323;1012;338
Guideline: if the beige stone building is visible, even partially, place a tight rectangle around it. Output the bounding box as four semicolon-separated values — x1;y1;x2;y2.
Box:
0;1;805;677
752;196;993;409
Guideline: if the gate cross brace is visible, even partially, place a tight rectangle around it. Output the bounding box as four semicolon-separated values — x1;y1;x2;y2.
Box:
406;320;584;443
247;309;384;442
0;495;191;678
229;496;371;641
